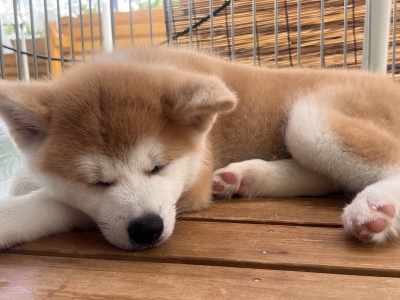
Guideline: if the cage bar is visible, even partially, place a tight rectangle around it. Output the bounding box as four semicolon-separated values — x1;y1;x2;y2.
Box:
78;0;85;60
297;0;301;67
102;0;113;51
20;20;29;82
43;0;53;78
56;0;64;71
98;0;103;47
109;0;116;47
392;0;397;78
320;0;325;68
252;0;257;65
149;0;153;45
344;0;348;68
89;0;94;50
231;0;235;60
189;0;193;49
210;0;214;52
129;0;134;44
1;0;398;81
13;0;23;80
362;0;392;74
68;0;75;61
28;0;38;79
168;0;173;45
274;0;278;68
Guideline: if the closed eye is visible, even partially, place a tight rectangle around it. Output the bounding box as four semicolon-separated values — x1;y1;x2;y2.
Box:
150;164;167;175
89;181;113;188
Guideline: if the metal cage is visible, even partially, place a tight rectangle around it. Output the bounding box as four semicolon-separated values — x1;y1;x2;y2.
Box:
0;0;399;81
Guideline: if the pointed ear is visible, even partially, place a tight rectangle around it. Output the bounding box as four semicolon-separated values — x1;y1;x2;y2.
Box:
162;74;238;131
0;82;49;151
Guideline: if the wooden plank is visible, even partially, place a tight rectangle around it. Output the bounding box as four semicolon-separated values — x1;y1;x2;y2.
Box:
61;8;166;28
1;254;399;300
69;24;167;40
60;9;167;54
48;21;62;78
8;221;400;277
2;38;50;80
181;196;349;226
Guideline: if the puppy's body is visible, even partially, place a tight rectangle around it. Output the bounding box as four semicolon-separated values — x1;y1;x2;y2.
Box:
1;47;400;250
129;48;400;167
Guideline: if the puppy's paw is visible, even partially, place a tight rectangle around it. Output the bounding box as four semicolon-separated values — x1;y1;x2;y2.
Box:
342;182;400;243
0;239;18;251
212;160;262;199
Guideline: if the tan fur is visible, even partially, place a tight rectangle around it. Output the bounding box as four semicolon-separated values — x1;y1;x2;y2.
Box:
2;46;400;211
328;111;400;166
178;139;214;211
5;46;400;250
118;47;400;169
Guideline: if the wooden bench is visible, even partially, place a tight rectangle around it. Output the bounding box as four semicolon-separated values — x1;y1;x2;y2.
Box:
0;34;59;81
60;8;167;58
1;9;167;80
2;195;400;299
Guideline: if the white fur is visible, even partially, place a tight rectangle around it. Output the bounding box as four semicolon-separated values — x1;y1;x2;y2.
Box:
211;98;400;243
0;167;92;249
285;99;400;191
0;138;204;250
213;159;337;198
284;99;400;242
2;88;400;250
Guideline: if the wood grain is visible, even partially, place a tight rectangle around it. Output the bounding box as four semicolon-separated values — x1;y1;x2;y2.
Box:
1;254;399;300
181;196;349;226
7;221;400;277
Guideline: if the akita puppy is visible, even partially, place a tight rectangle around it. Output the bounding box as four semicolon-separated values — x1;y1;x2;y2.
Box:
0;47;399;250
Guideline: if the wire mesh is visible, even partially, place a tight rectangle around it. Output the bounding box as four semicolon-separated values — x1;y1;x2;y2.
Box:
0;0;399;81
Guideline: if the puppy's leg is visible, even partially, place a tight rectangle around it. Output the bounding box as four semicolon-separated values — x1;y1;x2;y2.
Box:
286;99;400;242
9;166;41;196
0;189;92;250
213;159;337;199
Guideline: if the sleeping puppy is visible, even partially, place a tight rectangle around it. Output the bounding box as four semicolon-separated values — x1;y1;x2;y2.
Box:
0;46;399;250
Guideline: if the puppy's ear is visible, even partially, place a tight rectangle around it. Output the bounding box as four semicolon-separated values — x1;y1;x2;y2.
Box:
0;82;49;152
162;73;237;131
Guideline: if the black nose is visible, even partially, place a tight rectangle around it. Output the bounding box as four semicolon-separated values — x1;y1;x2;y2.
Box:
128;214;164;244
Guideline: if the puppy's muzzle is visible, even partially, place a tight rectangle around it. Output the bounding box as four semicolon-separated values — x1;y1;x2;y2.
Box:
128;214;164;245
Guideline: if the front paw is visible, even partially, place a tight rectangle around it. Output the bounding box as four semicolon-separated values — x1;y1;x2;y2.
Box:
342;184;400;243
0;214;22;251
0;239;19;251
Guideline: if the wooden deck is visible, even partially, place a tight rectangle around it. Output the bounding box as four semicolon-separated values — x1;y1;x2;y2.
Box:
1;195;400;299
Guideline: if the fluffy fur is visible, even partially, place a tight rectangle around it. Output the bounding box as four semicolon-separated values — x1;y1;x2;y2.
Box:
1;46;400;250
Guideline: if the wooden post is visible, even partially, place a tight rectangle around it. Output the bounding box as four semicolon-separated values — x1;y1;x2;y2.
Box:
48;20;62;78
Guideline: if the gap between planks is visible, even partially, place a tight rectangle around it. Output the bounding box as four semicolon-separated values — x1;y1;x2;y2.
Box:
7;222;400;278
2;253;400;300
180;196;350;227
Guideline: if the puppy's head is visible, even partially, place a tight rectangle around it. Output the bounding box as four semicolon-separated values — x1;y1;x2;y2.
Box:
0;55;237;250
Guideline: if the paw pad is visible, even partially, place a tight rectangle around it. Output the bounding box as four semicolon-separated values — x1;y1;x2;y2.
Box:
354;204;395;238
212;170;252;199
220;172;237;185
343;193;399;243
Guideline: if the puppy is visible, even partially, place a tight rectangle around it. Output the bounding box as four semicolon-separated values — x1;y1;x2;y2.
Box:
0;46;399;250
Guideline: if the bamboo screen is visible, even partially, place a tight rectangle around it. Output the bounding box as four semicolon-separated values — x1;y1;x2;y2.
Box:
163;0;366;69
